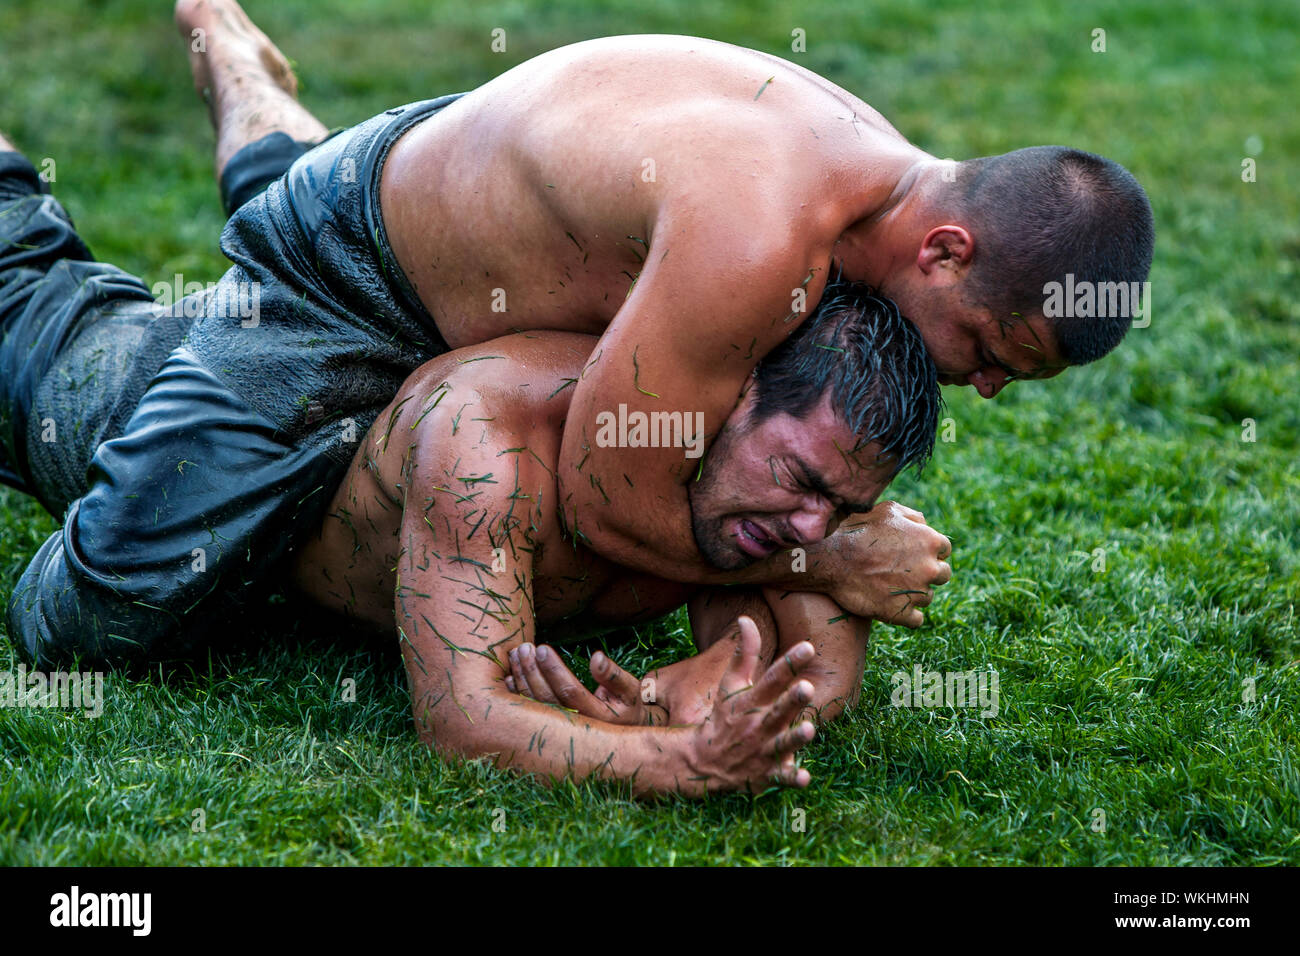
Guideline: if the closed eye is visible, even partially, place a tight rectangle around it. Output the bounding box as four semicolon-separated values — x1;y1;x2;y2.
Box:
796;458;872;514
982;346;1026;381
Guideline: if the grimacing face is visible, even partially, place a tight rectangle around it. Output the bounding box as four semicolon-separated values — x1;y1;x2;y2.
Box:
887;280;1069;399
687;392;897;570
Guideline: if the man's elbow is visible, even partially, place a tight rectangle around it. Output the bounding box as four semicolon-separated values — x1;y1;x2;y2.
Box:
407;682;510;761
806;679;862;725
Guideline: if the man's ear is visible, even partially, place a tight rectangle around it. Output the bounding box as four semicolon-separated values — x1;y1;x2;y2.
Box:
916;225;975;278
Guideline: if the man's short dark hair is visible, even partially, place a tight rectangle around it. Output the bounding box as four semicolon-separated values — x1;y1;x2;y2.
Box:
954;146;1155;364
750;281;940;476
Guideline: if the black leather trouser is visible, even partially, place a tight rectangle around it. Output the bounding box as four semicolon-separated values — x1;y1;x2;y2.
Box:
2;95;462;669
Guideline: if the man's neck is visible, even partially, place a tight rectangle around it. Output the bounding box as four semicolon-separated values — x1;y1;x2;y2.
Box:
832;159;939;292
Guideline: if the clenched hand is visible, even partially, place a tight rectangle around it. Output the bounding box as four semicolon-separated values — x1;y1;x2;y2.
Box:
811;501;952;626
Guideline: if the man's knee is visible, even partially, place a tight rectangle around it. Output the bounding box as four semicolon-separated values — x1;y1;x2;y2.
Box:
6;345;347;669
0;150;49;204
219;131;323;217
6;518;196;670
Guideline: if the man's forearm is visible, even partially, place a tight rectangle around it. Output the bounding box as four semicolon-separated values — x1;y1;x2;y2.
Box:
764;589;868;722
580;521;836;593
657;587;865;725
414;680;712;797
701;542;836;591
581;503;953;628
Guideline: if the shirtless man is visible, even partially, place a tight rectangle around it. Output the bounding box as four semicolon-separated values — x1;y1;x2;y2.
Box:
0;24;943;793
289;281;942;795
3;0;1152;669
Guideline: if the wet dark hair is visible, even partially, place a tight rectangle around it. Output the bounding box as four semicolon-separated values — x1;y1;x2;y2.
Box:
953;146;1155;364
750;281;941;476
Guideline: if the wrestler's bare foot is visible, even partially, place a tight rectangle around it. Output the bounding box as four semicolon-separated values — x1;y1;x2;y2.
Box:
175;0;328;179
176;0;298;100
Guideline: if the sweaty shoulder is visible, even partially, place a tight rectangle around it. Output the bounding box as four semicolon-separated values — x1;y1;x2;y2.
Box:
380;37;925;345
454;36;915;209
368;332;598;498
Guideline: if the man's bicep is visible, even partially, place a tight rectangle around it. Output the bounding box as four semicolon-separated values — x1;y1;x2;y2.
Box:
557;223;827;573
394;436;543;744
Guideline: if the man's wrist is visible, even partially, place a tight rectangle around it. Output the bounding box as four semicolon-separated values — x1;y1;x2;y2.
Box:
700;542;834;593
678;724;715;796
638;724;709;797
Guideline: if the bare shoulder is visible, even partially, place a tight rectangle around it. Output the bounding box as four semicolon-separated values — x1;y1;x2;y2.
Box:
367;332;599;493
452;34;924;219
508;34;901;130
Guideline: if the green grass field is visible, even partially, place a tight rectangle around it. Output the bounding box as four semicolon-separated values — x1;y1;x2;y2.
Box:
0;0;1296;865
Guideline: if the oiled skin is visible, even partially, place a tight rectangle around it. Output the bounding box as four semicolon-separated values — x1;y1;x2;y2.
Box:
289;332;695;639
379;34;925;585
288;331;866;794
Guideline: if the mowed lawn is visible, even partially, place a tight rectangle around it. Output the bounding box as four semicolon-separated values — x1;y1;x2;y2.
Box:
0;0;1296;865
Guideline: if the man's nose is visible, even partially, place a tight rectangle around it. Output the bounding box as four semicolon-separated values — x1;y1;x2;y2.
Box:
789;500;836;543
968;367;1009;399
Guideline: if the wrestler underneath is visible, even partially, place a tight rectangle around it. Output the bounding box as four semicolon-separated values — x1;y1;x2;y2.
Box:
289;283;942;795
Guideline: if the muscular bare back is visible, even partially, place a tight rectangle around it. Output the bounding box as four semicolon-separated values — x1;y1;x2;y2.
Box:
382;35;919;347
379;35;930;586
